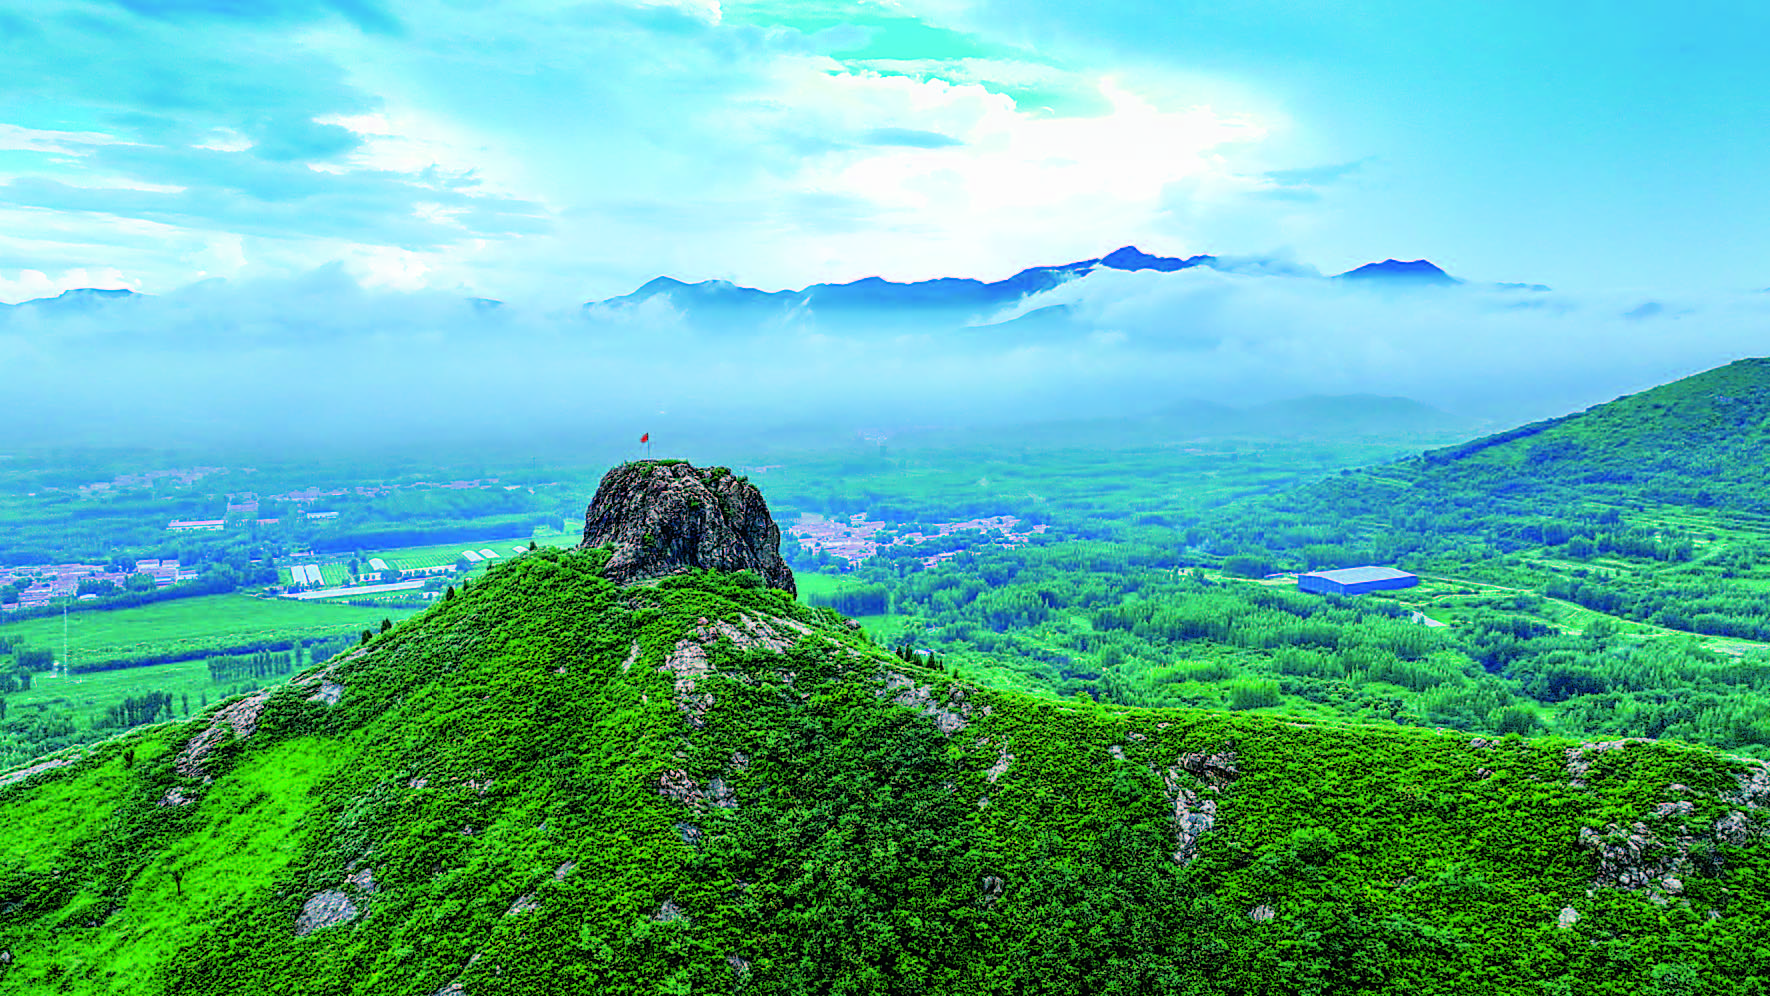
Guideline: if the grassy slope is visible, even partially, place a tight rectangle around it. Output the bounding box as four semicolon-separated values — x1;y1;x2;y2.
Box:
0;550;1765;994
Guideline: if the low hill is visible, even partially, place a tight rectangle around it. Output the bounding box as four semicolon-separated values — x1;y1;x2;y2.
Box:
1192;356;1770;638
1417;356;1770;510
1;464;1767;994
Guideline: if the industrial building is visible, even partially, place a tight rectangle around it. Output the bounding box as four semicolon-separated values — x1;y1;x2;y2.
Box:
1297;566;1419;596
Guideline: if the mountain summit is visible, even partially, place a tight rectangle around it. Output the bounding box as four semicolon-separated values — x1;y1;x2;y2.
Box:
1334;258;1459;284
580;460;796;596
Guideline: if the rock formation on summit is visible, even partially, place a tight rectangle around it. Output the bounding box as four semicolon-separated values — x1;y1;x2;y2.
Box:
579;460;796;596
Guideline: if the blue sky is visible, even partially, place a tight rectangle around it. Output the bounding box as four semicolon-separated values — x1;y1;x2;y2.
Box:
2;0;1766;304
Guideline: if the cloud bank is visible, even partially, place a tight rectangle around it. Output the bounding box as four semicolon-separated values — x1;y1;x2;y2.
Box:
4;264;1765;454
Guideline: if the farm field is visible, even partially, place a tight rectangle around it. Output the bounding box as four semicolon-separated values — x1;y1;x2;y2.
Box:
276;526;581;582
0;594;417;661
9;652;295;734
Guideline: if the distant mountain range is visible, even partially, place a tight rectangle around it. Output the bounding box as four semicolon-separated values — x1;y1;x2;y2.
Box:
587;248;1471;329
0;287;140;315
0;251;1481;322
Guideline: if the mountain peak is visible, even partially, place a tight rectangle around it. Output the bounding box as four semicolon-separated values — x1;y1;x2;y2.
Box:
1335;259;1459;284
1099;246;1214;272
579;460;796;595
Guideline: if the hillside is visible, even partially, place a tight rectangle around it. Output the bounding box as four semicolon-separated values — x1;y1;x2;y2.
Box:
1;465;1767;994
1419;357;1770;509
1198;358;1770;599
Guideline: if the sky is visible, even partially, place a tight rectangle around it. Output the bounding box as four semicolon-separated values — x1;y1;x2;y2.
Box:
5;0;1768;303
2;0;1767;447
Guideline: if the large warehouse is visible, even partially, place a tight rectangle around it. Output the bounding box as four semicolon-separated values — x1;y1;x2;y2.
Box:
1297;566;1419;596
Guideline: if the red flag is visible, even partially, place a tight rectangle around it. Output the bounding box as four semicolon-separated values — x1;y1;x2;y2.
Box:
640;433;650;444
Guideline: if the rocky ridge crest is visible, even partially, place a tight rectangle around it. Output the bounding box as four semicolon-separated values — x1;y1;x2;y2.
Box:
579;460;796;596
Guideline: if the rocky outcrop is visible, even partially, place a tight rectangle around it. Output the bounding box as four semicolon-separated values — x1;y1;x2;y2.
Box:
1163;751;1240;866
580;461;795;595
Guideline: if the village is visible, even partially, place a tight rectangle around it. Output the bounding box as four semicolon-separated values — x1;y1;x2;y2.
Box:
0;559;201;612
787;511;1050;569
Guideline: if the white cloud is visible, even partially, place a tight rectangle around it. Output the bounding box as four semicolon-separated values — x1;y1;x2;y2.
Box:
0;266;138;303
0;124;119;155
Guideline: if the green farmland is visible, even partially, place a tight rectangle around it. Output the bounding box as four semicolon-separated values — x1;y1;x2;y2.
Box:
274;526;581;584
1;594;415;662
0;595;432;768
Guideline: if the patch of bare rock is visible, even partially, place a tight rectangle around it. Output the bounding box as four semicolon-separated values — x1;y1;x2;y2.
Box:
294;890;358;937
1162;750;1240;866
177;687;277;777
0;754;79;789
878;673;989;735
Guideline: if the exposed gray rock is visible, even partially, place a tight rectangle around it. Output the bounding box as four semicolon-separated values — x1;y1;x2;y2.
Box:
580;461;796;596
1733;762;1770;807
654;900;689;923
505;892;540;916
656;769;704;807
1556;906;1580;929
179;688;277;777
554;861;577;880
708;776;737;809
295;890;358;936
307;681;344;706
878;673;974;734
158;787;194;807
660;641;715;726
1160;751;1240;866
984;744;1014;784
1248;904;1276;922
0;755;79;789
1714;811;1753;846
1564;739;1644;789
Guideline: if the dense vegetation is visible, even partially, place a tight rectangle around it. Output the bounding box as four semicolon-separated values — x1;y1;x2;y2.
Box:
0;548;1763;994
4;361;1770;991
781;360;1770;759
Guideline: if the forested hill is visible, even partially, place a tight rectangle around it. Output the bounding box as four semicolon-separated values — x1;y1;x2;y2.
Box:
1199;357;1770;574
1;546;1768;993
1419;356;1770;511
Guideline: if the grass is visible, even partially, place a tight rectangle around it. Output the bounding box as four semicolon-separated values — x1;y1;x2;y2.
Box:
793;572;849;600
18;735;358;994
10;653;290;732
1;594;413;660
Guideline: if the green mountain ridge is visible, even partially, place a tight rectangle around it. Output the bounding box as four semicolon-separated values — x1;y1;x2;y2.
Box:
2;539;1768;993
1199;357;1770;609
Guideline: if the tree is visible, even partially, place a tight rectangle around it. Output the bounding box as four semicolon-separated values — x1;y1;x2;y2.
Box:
380;618;392;633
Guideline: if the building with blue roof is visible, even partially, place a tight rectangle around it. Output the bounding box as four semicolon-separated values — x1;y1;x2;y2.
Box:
1297;566;1419;596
